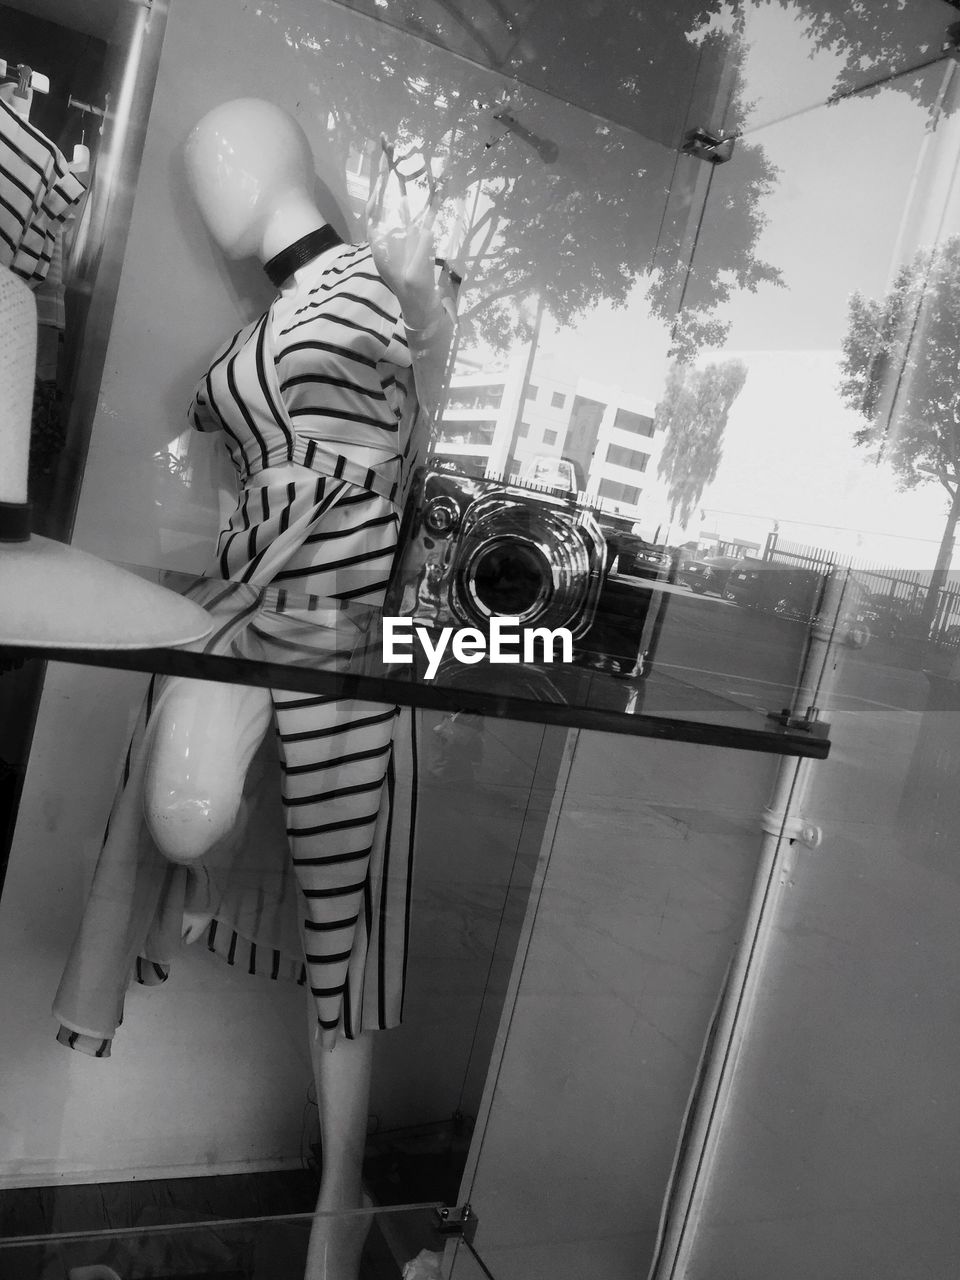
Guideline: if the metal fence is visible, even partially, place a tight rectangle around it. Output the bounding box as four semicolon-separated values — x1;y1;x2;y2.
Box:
762;532;960;648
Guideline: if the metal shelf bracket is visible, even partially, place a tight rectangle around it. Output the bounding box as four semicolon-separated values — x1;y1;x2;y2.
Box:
681;126;736;164
434;1204;478;1246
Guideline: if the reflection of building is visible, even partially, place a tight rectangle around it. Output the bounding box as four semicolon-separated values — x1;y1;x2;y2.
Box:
432;354;526;476
435;350;664;518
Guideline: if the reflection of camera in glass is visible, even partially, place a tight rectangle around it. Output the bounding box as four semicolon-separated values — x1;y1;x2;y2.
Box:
386;464;656;677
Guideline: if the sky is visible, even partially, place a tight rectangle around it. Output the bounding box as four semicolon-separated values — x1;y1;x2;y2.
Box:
528;0;960;569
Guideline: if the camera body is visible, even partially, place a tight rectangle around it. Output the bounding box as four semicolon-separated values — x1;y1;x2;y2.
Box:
385;463;657;678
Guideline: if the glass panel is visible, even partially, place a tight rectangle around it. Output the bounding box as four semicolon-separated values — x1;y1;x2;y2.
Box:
450;1237;499;1279
447;9;960;1280
637;15;960;1280
734;0;956;135
669;55;951;669
12;4;954;1279
56;0;729;567
0;1203;490;1279
0;0;166;945
2;5;725;1263
324;1;959;152
0;666;565;1197
324;0;735;147
461;728;783;1279
0;0;148;541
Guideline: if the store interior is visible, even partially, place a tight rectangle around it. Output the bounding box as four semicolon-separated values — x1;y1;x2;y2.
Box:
2;2;960;1279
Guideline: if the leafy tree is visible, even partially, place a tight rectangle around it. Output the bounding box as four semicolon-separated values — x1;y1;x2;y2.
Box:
655;359;748;526
257;0;959;358
769;0;958;121
839;236;960;633
258;1;781;353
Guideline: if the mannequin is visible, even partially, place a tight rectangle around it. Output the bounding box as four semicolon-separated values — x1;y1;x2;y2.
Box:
183;100;453;1280
143;99;449;861
55;100;453;1280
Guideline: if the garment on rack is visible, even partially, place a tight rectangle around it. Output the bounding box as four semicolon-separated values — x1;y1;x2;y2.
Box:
0;97;83;285
55;241;427;1054
34;225;66;332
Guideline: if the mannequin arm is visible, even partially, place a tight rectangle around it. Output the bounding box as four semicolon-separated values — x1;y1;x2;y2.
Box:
401;301;454;421
366;138;455;418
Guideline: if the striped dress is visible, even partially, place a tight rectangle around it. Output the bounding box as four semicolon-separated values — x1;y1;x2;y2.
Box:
54;241;426;1054
0;96;84;285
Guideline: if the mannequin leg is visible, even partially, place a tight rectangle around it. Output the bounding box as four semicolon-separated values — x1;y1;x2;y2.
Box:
143;677;273;862
274;689;398;1036
304;1007;376;1280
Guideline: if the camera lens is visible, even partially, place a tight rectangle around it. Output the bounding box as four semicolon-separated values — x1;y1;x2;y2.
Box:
470;540;551;617
449;494;605;634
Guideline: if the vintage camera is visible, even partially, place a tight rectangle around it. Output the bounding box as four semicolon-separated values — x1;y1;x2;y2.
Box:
386;463;657;677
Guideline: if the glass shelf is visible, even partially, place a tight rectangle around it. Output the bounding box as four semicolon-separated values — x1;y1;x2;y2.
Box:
0;1202;488;1279
0;566;830;759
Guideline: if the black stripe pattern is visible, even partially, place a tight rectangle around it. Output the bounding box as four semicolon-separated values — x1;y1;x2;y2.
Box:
194;241;422;1045
54;237;422;1058
0;98;84;283
189;243;414;495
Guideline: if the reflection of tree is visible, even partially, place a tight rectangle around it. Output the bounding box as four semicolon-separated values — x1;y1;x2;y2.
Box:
262;2;780;354
261;0;957;359
655;359;748;526
779;2;955;119
840;237;960;633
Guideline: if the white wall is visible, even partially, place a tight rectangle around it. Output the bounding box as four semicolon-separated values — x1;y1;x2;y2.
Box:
0;663;314;1185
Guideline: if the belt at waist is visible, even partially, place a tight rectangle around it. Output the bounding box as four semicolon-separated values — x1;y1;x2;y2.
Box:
247;439;402;505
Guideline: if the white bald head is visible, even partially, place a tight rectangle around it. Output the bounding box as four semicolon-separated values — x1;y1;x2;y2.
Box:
184;98;325;262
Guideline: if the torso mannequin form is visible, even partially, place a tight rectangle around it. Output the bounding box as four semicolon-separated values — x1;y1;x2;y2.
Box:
183;100;450;1280
58;100;453;1280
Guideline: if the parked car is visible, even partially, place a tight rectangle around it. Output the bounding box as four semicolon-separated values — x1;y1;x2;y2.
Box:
679;553;743;595
860;592;926;643
597;514;672;581
721;559;824;618
722;562;873;647
519;454;586;496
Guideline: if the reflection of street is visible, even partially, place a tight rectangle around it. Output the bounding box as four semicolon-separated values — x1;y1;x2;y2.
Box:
649;583;928;721
648;584;806;718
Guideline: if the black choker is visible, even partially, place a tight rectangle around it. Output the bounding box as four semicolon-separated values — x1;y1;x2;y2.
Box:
264;225;343;287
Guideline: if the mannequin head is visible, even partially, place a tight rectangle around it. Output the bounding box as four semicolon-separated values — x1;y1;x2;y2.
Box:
184;98;324;262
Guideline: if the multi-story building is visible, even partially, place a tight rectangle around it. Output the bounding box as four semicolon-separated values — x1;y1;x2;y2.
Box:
431;353;527;477
434;348;664;521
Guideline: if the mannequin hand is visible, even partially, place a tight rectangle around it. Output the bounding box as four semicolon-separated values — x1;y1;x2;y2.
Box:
365;135;441;328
